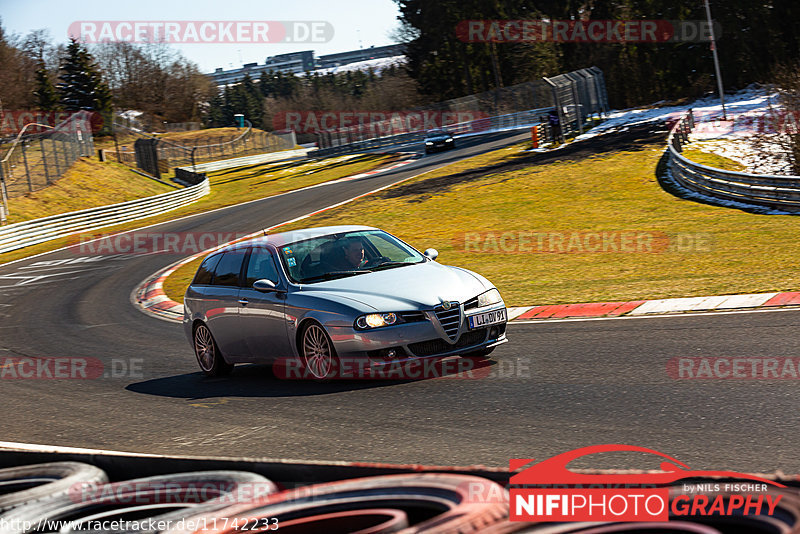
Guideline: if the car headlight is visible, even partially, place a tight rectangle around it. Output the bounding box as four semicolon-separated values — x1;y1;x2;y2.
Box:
477;288;503;307
445;137;453;142
355;313;398;329
425;141;433;145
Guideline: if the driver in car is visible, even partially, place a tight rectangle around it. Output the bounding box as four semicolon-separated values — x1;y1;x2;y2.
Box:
338;237;366;269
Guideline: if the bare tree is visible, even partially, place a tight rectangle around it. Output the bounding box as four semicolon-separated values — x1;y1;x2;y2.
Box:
772;65;800;175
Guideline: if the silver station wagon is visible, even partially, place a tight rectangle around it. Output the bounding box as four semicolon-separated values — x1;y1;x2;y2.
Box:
183;226;508;379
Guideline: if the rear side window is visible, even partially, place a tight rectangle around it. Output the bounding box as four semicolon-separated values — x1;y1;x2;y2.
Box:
211;250;246;287
245;247;279;287
192;254;221;285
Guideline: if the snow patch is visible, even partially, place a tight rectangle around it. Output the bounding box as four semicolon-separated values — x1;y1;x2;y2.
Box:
576;86;778;142
311;56;406;76
576;86;796;176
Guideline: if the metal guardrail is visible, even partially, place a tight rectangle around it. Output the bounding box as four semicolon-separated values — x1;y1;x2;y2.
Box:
188;148;311;173
667;109;800;211
0;176;210;255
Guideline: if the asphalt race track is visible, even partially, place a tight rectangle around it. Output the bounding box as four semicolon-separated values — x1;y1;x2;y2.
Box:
2;128;800;475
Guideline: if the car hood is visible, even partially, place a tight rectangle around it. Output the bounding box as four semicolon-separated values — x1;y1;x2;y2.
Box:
426;135;452;142
296;261;492;312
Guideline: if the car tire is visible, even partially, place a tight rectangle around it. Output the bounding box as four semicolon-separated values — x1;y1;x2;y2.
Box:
0;462;108;513
3;471;275;534
163;473;509;534
193;323;233;377
300;322;339;381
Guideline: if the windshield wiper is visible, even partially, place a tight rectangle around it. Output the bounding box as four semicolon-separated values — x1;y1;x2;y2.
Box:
298;270;369;283
370;261;413;271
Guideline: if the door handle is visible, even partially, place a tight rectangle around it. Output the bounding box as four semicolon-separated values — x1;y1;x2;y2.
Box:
238;298;249;306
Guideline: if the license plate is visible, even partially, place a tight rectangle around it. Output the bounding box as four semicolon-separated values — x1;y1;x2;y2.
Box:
467;308;507;329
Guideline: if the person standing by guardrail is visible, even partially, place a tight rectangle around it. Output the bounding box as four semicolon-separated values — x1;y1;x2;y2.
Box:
548;110;564;144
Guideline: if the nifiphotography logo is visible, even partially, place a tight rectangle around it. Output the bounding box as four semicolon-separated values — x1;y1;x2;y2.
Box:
509;444;784;522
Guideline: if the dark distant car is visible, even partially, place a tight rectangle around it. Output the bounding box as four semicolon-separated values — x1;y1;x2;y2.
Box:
424;129;456;154
183;226;508;380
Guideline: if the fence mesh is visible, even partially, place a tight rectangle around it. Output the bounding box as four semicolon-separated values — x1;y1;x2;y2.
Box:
109;119;297;178
316;66;609;149
0;111;95;221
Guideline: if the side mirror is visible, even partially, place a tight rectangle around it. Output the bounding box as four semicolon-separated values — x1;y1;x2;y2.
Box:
253;279;279;292
423;248;439;261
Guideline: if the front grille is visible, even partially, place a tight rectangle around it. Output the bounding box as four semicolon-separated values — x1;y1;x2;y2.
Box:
434;304;461;340
408;329;488;357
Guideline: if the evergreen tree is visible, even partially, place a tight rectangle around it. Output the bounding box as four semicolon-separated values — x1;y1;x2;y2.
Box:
57;38;113;133
33;59;59;111
238;74;263;127
204;91;226;128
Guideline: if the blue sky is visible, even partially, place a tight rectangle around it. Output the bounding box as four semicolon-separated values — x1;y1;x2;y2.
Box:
1;0;404;72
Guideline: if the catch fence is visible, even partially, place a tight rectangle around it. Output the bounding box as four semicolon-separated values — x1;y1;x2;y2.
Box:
108;120;297;180
0;111;95;223
315;66;609;151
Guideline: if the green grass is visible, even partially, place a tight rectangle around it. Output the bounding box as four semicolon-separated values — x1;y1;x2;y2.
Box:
161;144;534;302
163;256;205;301
5;158;174;224
158;141;800;307
681;147;746;171
0;153;397;266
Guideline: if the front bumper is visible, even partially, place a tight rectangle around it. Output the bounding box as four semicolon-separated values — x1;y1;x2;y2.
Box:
326;304;508;366
425;141;455;152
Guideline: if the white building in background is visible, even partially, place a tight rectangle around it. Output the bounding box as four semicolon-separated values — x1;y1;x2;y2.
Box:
207;44;405;87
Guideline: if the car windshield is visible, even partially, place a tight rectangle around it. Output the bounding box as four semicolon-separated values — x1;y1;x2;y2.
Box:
426;129;449;137
278;230;425;284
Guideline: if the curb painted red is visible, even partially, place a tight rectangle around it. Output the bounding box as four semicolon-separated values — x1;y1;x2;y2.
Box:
763;292;800;307
508;291;800;321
